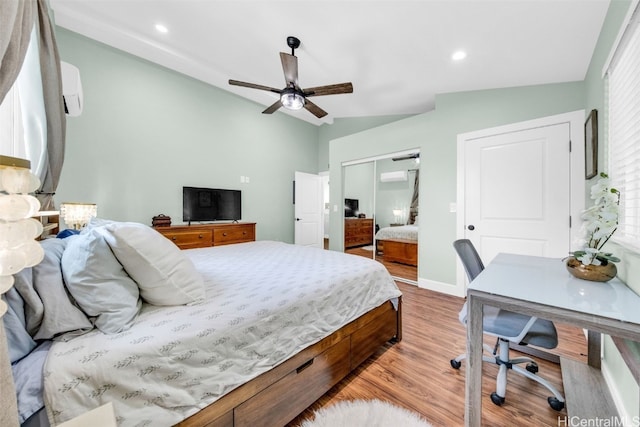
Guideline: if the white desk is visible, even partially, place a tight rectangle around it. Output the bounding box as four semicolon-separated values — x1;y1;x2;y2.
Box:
465;253;640;427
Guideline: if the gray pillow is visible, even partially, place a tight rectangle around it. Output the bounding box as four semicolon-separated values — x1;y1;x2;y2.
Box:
31;238;93;340
11;238;93;341
61;229;142;334
2;287;36;363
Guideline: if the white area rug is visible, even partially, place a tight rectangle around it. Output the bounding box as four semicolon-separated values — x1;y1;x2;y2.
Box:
300;400;432;427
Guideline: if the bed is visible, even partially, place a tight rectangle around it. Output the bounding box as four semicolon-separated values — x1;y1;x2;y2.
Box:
6;219;402;427
375;224;418;267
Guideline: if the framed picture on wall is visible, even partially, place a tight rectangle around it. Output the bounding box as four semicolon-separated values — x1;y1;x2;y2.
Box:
585;109;598;179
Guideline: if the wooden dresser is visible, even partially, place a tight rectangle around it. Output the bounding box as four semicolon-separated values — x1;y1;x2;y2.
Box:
155;222;256;250
344;218;374;248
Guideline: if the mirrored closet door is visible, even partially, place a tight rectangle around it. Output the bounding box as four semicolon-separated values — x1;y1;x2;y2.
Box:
343;150;420;283
343;162;375;259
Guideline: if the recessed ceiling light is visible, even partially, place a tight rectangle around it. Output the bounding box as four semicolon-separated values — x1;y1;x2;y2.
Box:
452;50;467;61
155;23;168;34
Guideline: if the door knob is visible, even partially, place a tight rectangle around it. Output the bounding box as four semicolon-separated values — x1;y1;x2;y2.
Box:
296;218;301;221
467;225;475;231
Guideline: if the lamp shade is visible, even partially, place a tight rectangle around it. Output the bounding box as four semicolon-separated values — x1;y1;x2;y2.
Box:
60;202;97;230
0;156;44;318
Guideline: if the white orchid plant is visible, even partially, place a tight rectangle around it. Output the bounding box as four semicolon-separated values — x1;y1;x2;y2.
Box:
572;172;621;266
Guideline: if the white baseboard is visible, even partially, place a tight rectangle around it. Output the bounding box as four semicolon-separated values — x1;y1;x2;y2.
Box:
418;277;465;297
601;359;634;425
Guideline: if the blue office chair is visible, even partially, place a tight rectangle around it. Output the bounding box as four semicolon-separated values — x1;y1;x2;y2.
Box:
450;239;565;411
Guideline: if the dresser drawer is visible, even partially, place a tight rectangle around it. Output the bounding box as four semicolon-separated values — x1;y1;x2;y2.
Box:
160;229;213;249
213;224;255;245
234;337;350;426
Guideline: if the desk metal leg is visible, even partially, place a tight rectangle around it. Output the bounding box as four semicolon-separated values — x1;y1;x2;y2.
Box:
587;330;601;369
466;293;483;427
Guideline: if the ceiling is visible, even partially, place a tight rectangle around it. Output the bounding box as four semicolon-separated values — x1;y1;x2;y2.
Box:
50;0;610;126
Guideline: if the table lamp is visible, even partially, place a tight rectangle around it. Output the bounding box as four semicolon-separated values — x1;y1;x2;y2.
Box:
60;202;97;230
393;208;403;224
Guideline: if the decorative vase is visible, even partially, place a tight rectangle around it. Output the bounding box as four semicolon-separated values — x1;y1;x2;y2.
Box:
565;257;617;282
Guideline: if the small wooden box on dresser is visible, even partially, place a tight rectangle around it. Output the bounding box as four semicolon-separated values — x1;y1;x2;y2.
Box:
154;222;256;249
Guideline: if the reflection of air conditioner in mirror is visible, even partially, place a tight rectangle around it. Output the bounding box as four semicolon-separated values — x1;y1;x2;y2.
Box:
380;171;408;182
61;61;83;117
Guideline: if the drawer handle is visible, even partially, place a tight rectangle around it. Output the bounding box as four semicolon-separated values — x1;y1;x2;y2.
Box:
223;232;227;236
172;237;177;241
296;358;314;374
199;234;203;238
243;231;246;235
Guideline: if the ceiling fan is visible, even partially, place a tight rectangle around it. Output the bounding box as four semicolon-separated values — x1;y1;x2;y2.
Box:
228;36;353;119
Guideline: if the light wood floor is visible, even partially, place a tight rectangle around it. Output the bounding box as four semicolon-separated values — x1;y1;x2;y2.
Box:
288;282;587;427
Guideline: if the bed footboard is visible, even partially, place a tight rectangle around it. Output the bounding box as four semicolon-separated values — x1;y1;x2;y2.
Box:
177;297;402;427
380;239;418;266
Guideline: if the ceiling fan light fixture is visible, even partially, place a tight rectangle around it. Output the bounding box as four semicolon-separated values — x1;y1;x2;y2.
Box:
280;90;304;110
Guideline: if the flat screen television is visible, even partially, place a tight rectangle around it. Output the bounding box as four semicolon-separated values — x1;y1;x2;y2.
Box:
344;198;359;217
183;186;241;223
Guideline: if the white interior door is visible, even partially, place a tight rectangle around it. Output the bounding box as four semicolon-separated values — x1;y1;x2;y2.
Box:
294;171;323;248
463;123;571;266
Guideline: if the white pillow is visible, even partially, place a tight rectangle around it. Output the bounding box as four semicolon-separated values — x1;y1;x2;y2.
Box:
99;222;205;305
61;230;142;334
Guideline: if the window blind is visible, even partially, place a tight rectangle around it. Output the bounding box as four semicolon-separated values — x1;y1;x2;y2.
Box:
607;5;640;247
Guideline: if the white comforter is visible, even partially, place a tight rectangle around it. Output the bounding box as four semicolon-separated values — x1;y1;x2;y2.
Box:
375;224;418;241
44;241;401;426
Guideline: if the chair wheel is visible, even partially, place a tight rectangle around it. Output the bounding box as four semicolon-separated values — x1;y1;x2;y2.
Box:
526;362;539;373
548;397;565;411
490;392;505;406
450;359;462;369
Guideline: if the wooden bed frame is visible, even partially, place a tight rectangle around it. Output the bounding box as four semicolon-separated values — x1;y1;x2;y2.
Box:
177;297;402;427
378;239;418;267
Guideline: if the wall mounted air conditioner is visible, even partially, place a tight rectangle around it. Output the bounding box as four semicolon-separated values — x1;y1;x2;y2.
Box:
61;61;83;117
380;171;408;182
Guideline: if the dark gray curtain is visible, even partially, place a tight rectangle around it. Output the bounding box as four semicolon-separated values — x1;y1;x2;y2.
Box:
0;0;36;104
408;171;419;224
35;0;66;210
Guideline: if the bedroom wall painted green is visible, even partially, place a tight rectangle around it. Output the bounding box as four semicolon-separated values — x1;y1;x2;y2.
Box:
55;27;413;243
317;115;412;171
56;27;321;242
329;81;585;286
375;157;416;228
344;162;374;218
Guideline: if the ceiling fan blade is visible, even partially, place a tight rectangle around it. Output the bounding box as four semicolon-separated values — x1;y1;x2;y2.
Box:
303;98;328;118
229;79;281;94
304;82;353;97
280;52;299;88
262;100;282;114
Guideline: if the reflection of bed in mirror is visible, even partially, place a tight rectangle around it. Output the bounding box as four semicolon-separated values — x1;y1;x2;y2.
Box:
375;224;418;266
